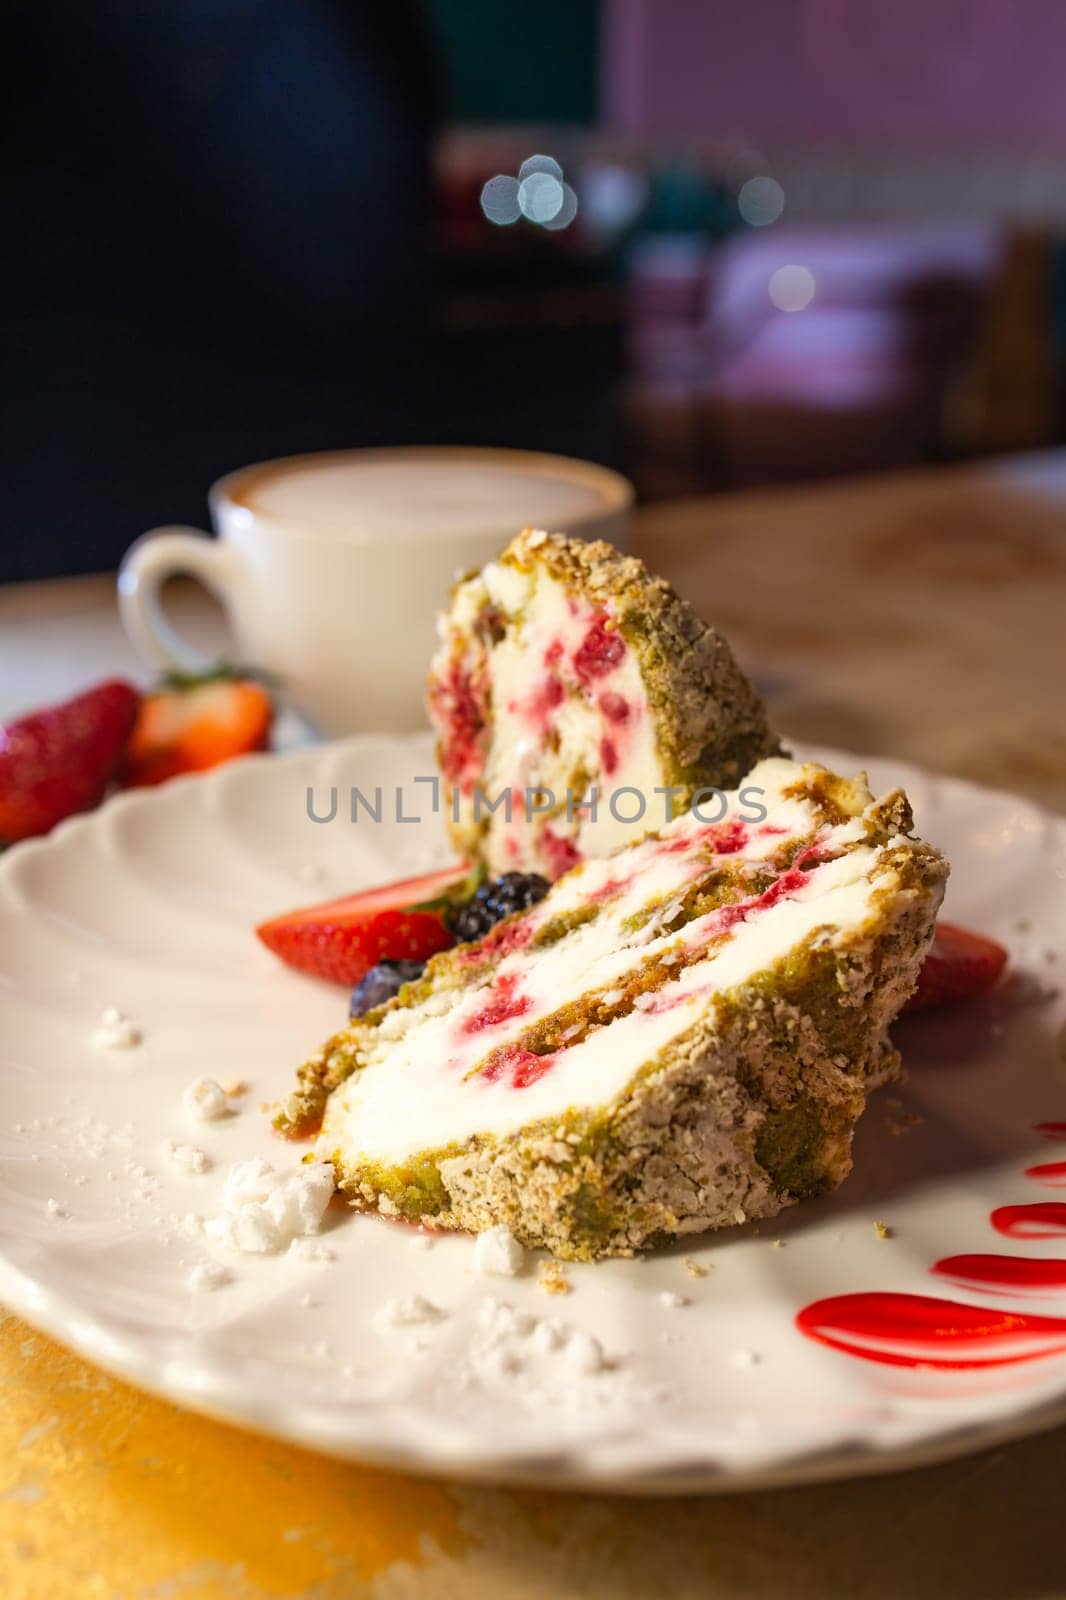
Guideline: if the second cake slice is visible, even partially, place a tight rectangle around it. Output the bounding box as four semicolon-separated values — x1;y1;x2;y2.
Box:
427;528;781;878
280;758;947;1260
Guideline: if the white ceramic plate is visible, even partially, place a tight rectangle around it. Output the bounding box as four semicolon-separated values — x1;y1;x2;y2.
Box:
1;735;1065;1493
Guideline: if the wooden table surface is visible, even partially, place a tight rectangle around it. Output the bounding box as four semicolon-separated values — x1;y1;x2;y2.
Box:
2;453;1065;1599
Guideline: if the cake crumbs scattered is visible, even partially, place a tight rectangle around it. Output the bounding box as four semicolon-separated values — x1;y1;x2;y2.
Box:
770;1239;786;1249
537;1261;571;1296
683;1257;710;1279
90;1007;142;1051
474;1225;525;1278
886;1108;925;1136
874;1220;893;1240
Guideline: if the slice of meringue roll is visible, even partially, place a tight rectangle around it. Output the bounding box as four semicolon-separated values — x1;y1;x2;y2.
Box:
426;527;781;879
279;758;948;1262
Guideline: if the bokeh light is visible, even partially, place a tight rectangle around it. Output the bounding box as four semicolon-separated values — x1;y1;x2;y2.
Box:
578;162;648;234
738;176;785;227
768;264;816;312
480;174;521;226
518;153;564;183
518;170;565;224
541;182;579;232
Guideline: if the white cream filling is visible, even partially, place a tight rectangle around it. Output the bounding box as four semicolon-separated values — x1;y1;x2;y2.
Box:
320;764;899;1168
452;556;671;872
368;763;823;1078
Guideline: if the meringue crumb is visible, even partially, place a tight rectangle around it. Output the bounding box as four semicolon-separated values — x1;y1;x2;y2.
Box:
659;1290;688;1309
683;1257;710;1279
732;1347;761;1370
289;1238;335;1264
409;1232;434;1252
563;1328;608;1375
182;1077;229;1121
161;1139;210;1176
537;1262;571;1296
474;1225;525;1278
221;1078;247;1097
90;1007;142;1051
374;1294;445;1330
45;1198;68;1220
874;1220;893;1240
188;1262;232;1293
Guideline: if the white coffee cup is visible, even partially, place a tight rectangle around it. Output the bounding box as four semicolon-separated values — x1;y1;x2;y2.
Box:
118;447;633;734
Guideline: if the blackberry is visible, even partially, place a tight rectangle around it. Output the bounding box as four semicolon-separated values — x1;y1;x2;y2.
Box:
448;872;550;943
349;959;425;1019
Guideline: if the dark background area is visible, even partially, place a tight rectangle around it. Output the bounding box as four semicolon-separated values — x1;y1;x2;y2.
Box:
5;0;1066;582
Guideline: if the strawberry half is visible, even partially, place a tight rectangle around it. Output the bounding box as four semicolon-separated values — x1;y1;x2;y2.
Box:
904;921;1009;1013
0;679;141;843
122;671;273;788
256;864;469;985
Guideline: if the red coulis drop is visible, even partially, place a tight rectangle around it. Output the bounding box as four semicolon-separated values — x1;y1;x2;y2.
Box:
932;1253;1066;1292
795;1292;1066;1369
991;1203;1066;1239
1025;1160;1066;1186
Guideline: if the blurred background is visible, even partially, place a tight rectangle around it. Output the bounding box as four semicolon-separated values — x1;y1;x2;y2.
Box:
7;0;1066;581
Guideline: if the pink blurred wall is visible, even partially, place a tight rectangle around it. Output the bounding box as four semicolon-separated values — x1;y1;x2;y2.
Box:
602;0;1066;146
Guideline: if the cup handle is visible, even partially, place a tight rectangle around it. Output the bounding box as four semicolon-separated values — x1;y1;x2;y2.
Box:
118;527;240;675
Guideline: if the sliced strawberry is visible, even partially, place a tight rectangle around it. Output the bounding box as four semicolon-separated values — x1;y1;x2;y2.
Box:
122;672;273;788
256;864;468;985
0;679;140;843
904;921;1009;1013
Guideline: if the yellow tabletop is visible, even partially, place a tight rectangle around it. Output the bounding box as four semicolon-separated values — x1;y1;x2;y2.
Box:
2;454;1066;1598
